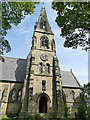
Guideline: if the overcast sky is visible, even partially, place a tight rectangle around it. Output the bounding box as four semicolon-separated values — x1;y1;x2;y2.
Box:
3;2;88;86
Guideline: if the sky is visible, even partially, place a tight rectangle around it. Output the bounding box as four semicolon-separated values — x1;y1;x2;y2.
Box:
3;2;88;86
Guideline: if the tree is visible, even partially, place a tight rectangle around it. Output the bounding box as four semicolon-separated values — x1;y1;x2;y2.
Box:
0;2;39;55
52;2;89;51
83;82;90;106
83;82;90;118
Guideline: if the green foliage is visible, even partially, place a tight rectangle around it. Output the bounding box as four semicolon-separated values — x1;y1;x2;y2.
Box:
27;114;35;120
64;105;70;118
77;106;86;120
83;82;90;106
1;2;39;55
35;114;41;118
52;2;89;51
87;106;90;116
61;118;75;120
0;115;12;120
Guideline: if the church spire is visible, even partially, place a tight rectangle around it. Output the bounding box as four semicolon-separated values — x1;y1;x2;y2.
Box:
34;3;53;34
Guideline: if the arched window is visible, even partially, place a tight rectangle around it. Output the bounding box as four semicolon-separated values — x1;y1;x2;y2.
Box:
39;63;43;73
17;89;22;101
71;90;75;101
12;88;16;100
46;64;50;74
40;36;49;49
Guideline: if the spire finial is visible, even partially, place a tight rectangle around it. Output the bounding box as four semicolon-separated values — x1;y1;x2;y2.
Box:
42;2;45;9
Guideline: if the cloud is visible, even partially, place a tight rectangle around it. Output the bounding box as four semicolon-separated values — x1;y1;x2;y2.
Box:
15;27;30;35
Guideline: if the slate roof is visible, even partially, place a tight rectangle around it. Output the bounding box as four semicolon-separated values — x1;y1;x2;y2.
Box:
0;57;27;82
61;71;81;88
0;57;81;88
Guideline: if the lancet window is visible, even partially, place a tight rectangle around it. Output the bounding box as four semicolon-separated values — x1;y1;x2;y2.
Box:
17;89;22;101
39;63;43;73
71;90;75;101
12;88;16;100
46;63;50;74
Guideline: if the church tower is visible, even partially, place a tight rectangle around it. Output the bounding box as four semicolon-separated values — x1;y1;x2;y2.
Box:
21;3;64;118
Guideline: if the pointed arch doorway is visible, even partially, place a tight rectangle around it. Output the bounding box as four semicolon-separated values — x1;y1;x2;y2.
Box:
39;96;47;113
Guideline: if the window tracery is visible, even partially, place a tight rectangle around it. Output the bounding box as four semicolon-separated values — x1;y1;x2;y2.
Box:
40;36;49;49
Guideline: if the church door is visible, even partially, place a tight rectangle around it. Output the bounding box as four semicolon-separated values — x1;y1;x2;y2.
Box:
39;96;47;113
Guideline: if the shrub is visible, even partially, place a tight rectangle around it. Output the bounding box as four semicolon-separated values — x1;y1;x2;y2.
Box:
0;115;12;120
64;105;70;119
27;115;35;120
35;114;41;119
77;106;87;120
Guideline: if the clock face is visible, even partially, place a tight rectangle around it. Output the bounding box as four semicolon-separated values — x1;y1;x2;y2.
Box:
40;54;48;61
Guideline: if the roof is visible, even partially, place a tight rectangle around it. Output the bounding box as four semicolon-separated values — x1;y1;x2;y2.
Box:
61;71;81;88
0;57;81;88
0;57;27;82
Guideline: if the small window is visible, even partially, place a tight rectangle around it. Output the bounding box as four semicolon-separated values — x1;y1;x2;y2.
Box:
71;90;75;101
29;88;33;100
12;88;16;100
39;63;43;73
42;80;46;91
17;89;22;101
46;64;50;74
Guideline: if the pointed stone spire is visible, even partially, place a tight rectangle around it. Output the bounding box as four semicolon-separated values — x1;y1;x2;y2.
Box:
40;2;46;16
34;3;53;34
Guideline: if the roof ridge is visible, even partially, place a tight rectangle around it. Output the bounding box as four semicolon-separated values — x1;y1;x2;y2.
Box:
1;56;26;60
61;70;70;72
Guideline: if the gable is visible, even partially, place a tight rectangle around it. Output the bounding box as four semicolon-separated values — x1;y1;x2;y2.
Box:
61;71;81;88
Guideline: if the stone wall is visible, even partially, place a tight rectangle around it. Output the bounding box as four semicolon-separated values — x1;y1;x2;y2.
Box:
63;87;85;118
0;82;23;116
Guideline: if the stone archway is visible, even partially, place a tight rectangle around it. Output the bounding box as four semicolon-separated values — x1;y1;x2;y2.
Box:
37;93;51;113
39;96;47;113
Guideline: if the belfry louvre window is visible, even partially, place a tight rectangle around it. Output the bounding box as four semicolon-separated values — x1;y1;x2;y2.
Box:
46;63;50;74
43;21;46;29
40;36;49;49
39;63;43;73
12;88;16;100
17;89;22;101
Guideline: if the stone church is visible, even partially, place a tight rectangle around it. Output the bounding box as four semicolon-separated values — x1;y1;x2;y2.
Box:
0;3;85;118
